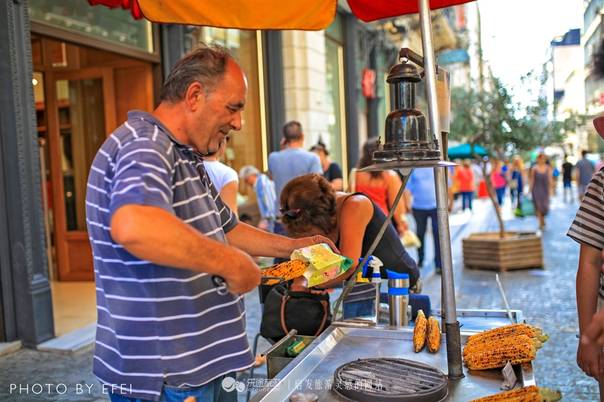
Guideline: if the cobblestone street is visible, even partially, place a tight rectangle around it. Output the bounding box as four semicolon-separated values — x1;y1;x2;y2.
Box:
423;191;599;400
0;189;598;401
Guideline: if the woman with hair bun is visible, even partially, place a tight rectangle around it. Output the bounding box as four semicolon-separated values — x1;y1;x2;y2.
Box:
280;174;419;317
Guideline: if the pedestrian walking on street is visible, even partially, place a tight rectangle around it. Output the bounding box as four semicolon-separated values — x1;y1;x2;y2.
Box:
509;156;525;210
85;46;333;402
454;160;475;211
568;117;604;398
562;155;574;203
407;168;441;273
576;150;595;200
239;165;278;232
310;141;343;191
268;121;322;234
530;153;553;230
490;159;507;206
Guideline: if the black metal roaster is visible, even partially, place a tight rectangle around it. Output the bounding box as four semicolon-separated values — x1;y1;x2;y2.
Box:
332;358;448;402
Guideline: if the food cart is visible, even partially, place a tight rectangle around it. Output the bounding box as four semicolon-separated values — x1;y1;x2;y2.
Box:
107;0;544;400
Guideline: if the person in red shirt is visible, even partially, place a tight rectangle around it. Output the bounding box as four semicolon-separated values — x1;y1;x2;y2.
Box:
490;159;508;206
454;160;475;211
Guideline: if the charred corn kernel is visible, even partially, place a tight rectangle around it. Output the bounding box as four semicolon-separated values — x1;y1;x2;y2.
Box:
413;310;428;352
464;341;537;370
427;316;441;353
463;334;542;358
466;324;546;347
470;385;540;402
262;260;309;285
469;386;562;402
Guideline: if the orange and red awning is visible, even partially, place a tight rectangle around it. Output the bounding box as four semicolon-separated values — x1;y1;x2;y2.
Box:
90;0;475;29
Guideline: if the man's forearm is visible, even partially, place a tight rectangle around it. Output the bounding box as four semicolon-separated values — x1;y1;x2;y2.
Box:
226;222;294;258
111;205;242;277
577;247;602;334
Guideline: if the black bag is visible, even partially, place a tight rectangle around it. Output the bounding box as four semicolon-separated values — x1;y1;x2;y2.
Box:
260;284;331;342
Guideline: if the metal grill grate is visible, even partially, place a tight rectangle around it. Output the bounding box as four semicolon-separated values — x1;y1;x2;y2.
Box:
332;358;448;402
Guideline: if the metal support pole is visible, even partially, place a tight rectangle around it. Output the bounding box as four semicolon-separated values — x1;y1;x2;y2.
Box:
418;0;464;379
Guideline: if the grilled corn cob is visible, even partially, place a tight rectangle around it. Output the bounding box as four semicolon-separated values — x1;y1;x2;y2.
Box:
464;340;537;370
466;324;548;347
469;385;562;402
261;260;309;285
463;334;543;358
427;316;441;353
413;310;428;352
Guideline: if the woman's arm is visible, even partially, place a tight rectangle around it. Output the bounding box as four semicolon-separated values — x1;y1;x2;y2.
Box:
315;195;373;288
549;167;555;195
220;181;239;215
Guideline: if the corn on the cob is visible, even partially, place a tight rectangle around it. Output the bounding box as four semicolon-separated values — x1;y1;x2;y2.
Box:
466;324;548;347
469;385;562;402
261;260;309;285
413;310;427;352
463;334;543;358
464;340;537;370
427;316;441;353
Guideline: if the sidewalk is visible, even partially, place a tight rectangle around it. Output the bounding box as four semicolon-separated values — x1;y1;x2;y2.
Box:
422;191;598;400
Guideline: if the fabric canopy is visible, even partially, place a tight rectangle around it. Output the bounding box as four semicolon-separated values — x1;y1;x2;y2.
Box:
447;143;488;159
92;0;475;29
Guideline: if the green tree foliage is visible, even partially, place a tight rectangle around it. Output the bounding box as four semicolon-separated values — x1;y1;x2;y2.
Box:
448;74;584;236
450;75;583;157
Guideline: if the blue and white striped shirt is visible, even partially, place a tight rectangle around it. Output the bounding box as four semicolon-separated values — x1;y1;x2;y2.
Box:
86;111;252;400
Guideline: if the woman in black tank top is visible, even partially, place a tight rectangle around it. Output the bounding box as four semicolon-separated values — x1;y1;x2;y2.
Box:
280;174;419;290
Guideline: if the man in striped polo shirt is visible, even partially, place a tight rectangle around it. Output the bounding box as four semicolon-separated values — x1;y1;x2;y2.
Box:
569;116;604;384
86;46;333;402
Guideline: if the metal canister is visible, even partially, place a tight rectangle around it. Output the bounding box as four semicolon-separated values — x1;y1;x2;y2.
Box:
387;270;410;327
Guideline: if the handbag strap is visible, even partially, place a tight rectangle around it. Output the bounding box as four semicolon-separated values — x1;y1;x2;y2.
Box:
280;294;330;337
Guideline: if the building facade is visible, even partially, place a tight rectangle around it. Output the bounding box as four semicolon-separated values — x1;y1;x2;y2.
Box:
0;1;405;346
549;28;587;160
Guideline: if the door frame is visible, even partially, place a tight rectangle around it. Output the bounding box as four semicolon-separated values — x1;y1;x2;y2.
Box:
44;67;116;281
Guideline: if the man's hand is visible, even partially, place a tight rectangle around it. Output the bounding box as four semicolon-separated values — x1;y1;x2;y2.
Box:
223;249;261;294
577;337;604;378
290;235;339;254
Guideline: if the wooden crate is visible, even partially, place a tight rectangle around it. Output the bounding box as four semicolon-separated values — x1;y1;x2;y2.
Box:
462;231;543;271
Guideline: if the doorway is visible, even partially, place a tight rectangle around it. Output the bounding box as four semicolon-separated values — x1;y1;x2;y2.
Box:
32;35;156;335
45;68;116;281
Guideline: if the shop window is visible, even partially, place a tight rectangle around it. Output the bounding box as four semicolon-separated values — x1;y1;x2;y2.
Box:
28;0;153;53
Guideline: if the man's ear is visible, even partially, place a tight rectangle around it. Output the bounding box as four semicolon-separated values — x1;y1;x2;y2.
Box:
184;81;204;111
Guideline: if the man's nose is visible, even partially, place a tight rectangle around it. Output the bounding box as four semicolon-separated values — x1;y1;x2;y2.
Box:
230;112;243;131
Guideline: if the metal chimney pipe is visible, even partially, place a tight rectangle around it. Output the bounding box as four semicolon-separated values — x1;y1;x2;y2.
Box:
417;0;464;379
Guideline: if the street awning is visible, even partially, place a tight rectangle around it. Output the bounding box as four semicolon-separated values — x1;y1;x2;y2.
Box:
447;143;488;159
90;0;475;29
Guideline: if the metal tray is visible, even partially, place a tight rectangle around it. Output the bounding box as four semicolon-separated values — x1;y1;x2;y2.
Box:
251;325;534;402
434;309;524;333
